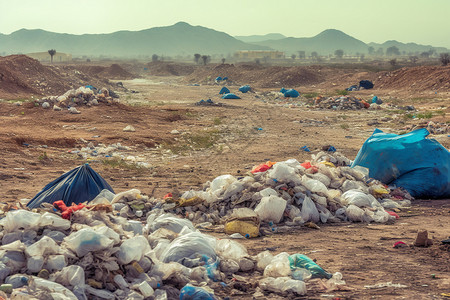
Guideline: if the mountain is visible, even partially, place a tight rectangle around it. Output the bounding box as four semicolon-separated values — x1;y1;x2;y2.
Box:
234;33;286;43
367;40;448;55
0;22;270;58
253;29;368;55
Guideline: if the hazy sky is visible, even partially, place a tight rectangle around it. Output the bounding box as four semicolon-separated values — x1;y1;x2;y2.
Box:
1;0;449;48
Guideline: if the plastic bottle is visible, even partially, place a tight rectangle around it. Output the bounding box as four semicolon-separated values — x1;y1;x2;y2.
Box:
5;274;28;288
113;275;128;290
138;281;154;297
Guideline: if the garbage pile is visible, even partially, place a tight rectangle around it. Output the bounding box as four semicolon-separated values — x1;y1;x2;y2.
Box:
195;99;223;107
36;86;119;113
0;199;344;299
404;121;449;135
314;96;372;110
162;151;410;235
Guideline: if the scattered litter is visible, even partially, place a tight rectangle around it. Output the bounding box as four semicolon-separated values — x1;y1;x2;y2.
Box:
364;282;407;289
123;125;136;132
393;241;407;248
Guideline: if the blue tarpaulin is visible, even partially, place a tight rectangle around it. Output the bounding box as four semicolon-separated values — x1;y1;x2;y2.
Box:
239;85;251;93
27;164;114;209
222;93;241;99
359;80;374;89
215;76;222;81
283;89;300;98
280;88;287;94
219;87;230;95
351;128;450;198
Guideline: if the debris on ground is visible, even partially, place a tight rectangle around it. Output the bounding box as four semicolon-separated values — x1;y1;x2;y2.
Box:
35;86;120;112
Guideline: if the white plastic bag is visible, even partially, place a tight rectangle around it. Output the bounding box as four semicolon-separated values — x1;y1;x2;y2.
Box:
268;163;298;183
64;228;114;257
117;236;151;264
215;239;248;261
345;204;365;222
160;232;217;263
301;175;328;194
39;212;71;230
0;210;41;232
256;251;273;271
300;196;320;223
260;277;306;295
341;190;372;207
254;195;287;223
25;236;60;257
263;252;291;277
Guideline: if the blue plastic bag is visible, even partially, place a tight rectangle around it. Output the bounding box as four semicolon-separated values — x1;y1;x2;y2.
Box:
222;93;241;99
180;284;215;300
351;128;450;198
280;87;287;93
239;85;251;93
219;87;230;95
215;76;222;81
283;89;300;98
27;164;114;209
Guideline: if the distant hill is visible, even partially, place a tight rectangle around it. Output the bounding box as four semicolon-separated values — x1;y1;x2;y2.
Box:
0;22;270;58
367;40;448;55
234;33;286;43
253;29;369;55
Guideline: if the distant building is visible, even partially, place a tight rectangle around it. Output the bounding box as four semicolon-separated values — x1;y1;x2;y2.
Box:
234;50;285;60
26;52;72;62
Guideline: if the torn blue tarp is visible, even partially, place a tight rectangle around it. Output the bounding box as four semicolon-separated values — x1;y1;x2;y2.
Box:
222;93;241;99
352;128;450;198
283;89;300;98
27;164;114;209
219;87;230;95
239;85;251;93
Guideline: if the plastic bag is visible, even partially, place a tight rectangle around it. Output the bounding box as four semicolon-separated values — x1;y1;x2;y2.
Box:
341;190;373;207
259;277;306;295
29;277;78;300
256;251;274;271
300;196;320;223
45;255;67;271
179;284;215;300
345;204;365;222
283;89;300;98
288;254;332;279
239;85;251;93
64;228;114;257
55;265;85;286
149;214;195;234
254;195;287;223
264;252;291;277
352;128;450;198
160;232;217;264
117;236;151;264
25;236;60;257
215;239;248;261
301;175;328;194
219;86;230;95
222;93;241;99
0;210;41;232
39;212;71;230
268;162;298;183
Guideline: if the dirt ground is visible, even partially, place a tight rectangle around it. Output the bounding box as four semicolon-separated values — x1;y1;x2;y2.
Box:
0;58;449;299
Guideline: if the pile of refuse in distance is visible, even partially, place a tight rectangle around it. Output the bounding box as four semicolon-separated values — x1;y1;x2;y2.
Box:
161;151;411;232
0;195;345;299
313;96;381;110
35;86;119;113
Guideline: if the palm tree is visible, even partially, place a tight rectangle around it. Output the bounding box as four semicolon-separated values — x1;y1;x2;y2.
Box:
48;49;56;63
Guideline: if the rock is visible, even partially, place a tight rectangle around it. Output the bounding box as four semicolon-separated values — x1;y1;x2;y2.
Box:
414;230;433;247
123;125;136;132
42;102;50;109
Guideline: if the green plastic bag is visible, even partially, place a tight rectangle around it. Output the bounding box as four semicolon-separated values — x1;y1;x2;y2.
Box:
288;254;332;279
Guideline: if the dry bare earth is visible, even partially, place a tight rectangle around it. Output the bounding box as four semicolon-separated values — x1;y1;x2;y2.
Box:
0;58;449;299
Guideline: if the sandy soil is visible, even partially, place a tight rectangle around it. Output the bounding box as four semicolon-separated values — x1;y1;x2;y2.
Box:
0;59;449;299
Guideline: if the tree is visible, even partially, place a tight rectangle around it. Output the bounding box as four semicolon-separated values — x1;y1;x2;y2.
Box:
440;53;450;66
194;53;201;64
368;46;375;55
386;46;400;56
297;51;305;59
291;54;296;60
420;51;430;58
334;49;344;59
389;58;397;68
152;54;159;62
376;47;384;56
201;55;210;65
409;56;418;64
48;49;56;63
221;58;226;64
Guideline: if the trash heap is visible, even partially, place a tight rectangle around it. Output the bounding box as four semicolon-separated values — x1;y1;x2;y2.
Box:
36;86;119;113
314;96;372;110
0;198;344;299
162;152;410;234
404;121;449;135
